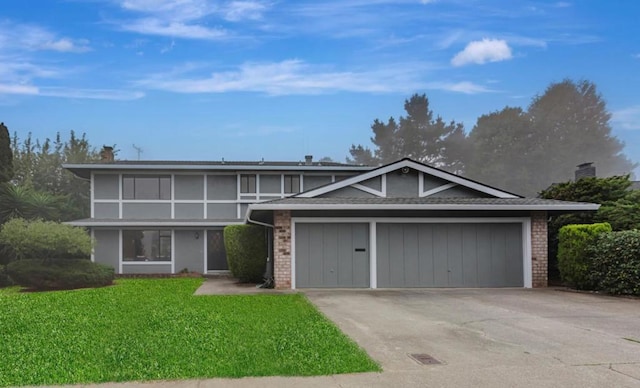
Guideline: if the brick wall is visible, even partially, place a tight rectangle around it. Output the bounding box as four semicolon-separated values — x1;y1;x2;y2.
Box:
273;210;292;289
531;211;548;288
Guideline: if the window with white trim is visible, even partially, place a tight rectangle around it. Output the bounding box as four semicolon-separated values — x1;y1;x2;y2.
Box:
122;230;171;262
284;175;301;194
122;175;171;200
240;174;256;193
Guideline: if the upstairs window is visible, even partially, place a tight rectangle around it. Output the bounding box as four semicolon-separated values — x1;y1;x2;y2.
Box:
284;175;301;194
123;175;171;200
240;174;256;193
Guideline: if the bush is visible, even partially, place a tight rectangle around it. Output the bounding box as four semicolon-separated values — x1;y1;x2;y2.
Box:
6;259;114;290
589;230;640;295
0;218;91;261
0;265;13;288
557;223;612;289
224;225;268;283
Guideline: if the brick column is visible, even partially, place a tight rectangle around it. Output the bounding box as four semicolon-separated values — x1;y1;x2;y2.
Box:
531;211;548;288
273;210;292;289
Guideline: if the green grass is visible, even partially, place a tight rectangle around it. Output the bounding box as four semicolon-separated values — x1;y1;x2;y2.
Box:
0;278;379;387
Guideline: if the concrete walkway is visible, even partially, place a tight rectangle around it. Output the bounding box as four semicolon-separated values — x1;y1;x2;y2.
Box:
54;283;640;387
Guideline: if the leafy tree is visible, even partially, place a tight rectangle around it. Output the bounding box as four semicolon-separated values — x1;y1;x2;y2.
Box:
0;123;12;184
11;131;99;220
348;93;466;171
466;80;636;196
466;107;532;192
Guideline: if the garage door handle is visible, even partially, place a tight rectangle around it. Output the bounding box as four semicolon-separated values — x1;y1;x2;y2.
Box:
355;248;366;252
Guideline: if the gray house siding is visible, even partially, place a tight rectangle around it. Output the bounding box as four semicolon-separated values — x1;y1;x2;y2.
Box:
320;186;376;198
386;169;419;197
303;175;332;191
122;203;171;219
207;204;237;219
207;175;237;200
94;203;119;218
93;229;119;269
260;175;281;193
175;175;204;200
94;174;119;199
359;176;382;191
175;203;204;219
175;230;205;273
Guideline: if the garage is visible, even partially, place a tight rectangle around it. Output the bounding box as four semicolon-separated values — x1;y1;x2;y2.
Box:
376;223;523;288
294;223;370;288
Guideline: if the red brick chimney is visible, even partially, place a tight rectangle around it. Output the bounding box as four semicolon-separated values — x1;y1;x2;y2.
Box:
100;146;114;163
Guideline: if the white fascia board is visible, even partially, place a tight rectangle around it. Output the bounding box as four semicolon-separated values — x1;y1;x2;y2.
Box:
62;163;372;172
297;159;519;199
66;220;245;227
248;203;600;212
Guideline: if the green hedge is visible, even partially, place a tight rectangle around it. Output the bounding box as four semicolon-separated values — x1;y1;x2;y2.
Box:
224;225;268;283
0;218;91;261
589;230;640;295
557;223;612;289
6;259;114;291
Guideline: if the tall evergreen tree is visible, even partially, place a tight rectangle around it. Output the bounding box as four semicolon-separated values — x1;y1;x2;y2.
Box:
466;80;636;196
348;93;466;171
0;123;13;184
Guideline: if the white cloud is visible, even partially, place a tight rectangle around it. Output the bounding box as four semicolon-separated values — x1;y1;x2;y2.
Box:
136;59;440;95
121;18;227;40
0;84;39;95
223;1;268;21
426;81;494;94
0;22;90;53
39;87;145;100
554;2;571;7
612;105;640;130
634;53;640;59
119;0;214;21
451;38;512;66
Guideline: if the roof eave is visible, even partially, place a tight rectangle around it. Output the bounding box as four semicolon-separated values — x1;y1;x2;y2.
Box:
247;203;600;212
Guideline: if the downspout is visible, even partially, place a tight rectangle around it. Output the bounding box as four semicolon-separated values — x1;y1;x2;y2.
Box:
246;210;275;289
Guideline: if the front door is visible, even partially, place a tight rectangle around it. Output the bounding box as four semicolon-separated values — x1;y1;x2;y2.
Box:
207;229;228;271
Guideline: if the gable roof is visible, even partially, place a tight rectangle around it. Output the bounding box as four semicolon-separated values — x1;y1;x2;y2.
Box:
295;158;521;199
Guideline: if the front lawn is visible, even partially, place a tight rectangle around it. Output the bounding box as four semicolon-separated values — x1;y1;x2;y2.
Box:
0;278;379;387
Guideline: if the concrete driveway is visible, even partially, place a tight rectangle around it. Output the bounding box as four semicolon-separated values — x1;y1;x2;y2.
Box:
303;288;640;388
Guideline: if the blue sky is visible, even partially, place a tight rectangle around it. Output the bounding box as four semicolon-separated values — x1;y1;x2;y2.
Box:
0;0;638;173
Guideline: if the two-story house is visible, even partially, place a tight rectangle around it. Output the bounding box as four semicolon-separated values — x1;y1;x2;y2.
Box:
64;148;598;289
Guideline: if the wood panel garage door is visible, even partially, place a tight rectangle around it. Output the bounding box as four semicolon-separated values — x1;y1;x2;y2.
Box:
377;223;523;288
295;223;369;288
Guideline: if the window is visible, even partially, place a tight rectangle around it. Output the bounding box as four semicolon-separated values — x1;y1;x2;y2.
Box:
240;174;256;193
122;175;171;200
284;175;301;194
122;230;171;262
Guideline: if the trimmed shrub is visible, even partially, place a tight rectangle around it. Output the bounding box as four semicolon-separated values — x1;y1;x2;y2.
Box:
0;218;91;261
6;259;114;290
224;225;268;283
589;230;640;295
557;223;612;289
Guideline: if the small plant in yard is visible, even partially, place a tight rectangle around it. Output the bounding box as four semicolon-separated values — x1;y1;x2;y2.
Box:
0;278;379;387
